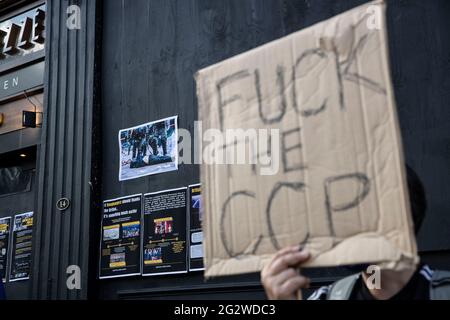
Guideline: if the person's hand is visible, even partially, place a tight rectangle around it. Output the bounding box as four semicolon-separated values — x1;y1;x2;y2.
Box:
261;245;311;300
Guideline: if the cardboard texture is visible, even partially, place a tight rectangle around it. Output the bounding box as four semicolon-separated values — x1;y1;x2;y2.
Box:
195;0;418;277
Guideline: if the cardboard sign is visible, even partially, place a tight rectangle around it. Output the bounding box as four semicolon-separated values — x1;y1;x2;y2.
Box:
195;1;418;277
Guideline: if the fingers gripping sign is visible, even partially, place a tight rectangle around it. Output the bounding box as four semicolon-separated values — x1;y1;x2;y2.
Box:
261;246;311;300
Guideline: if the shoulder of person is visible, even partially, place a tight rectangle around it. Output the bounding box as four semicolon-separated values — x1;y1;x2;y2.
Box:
307;265;450;300
427;267;450;300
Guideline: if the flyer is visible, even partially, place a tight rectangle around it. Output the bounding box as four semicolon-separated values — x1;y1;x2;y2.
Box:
142;187;188;276
99;194;142;279
188;184;204;271
118;116;178;181
9;212;33;282
0;217;11;282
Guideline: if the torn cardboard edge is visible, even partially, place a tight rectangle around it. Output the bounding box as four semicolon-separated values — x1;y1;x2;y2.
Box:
205;233;418;278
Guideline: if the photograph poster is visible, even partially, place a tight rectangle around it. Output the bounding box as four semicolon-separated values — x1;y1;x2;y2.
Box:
188;184;204;271
142;187;187;276
9;212;33;282
0;217;11;282
118;116;178;181
99;194;142;279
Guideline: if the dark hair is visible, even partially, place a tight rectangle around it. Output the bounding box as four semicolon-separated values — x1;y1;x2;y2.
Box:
406;165;427;234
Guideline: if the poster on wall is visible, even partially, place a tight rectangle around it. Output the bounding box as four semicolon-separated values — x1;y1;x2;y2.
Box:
9;212;33;282
99;194;142;279
188;184;204;271
0;217;11;282
142;187;188;276
118;116;178;181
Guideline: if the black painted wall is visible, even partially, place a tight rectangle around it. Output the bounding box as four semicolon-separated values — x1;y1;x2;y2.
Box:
99;0;450;299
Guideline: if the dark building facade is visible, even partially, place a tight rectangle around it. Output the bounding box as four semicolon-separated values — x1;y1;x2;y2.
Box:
0;0;448;300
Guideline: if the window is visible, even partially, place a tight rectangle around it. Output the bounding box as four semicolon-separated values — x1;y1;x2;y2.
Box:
0;146;35;197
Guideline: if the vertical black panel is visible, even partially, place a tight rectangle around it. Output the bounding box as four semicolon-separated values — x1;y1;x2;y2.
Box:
31;0;100;300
